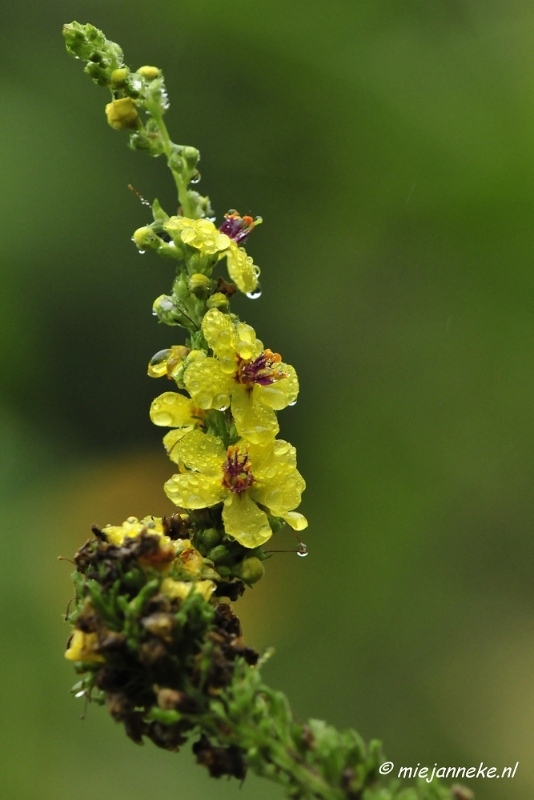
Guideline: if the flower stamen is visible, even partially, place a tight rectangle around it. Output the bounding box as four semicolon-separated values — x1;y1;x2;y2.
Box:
222;445;255;494
237;348;287;387
218;210;260;245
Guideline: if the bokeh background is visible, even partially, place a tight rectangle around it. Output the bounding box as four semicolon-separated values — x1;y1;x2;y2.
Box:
1;1;534;798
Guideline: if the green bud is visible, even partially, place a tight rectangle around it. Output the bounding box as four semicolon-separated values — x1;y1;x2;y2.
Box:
207;545;230;564
207;292;229;312
124;73;144;99
132;226;159;251
105;98;138;130
233;557;265;585
183;146;200;170
152;294;191;327
136;65;161;80
168;148;183;174
188;273;211;295
111;67;129;86
63;22;124;84
195;528;222;552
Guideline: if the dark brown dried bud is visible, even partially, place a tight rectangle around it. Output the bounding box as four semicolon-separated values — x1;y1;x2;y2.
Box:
139;639;168;666
193;734;246;780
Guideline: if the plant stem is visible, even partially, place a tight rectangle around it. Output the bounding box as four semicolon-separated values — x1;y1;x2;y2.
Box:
152;111;197;218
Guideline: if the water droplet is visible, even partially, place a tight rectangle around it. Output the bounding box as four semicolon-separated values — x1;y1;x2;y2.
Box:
213;393;230;409
153;411;173;426
289;400;297;407
138;249;145;255
147;521;156;529
164;394;177;405
191;172;201;185
246;286;262;300
75;690;86;698
127;516;138;524
218;331;231;345
297;543;308;557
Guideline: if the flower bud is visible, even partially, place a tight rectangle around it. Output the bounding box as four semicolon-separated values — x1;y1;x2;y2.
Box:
207;292;229;312
188;273;211;295
183;146;200;170
136;65;161;80
207;545;229;564
105;98;139;130
233;557;265;585
196;528;222;553
132;225;159;251
111;67;129;86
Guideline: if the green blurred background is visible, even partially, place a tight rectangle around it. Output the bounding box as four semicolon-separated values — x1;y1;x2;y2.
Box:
1;1;534;797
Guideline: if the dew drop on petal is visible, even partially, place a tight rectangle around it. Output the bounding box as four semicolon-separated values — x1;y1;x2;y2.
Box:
246;286;262;300
75;690;86;698
289;400;297;407
153;411;173;426
138;249;146;255
297;543;308;557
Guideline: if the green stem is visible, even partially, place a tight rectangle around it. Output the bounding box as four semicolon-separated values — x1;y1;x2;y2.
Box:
152;111;196;218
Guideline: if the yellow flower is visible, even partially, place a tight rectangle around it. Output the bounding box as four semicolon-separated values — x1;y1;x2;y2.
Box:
183;309;298;445
102;515;167;546
164;429;307;548
150;391;206;463
160;578;215;601
163;216;260;295
64;630;104;663
148;345;190;385
105;97;138;130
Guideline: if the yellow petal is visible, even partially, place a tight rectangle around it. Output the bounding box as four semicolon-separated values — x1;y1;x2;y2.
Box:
163;428;190;464
222;493;272;548
161;578;215;601
235;322;257;360
249;438;297;473
150;392;195;427
226;242;259;294
231;385;279;445
178;430;226;475
259;364;299;410
165;472;225;508
251;468;305;515
184;354;233;409
64;630;104;663
279;511;308;531
202;308;237;359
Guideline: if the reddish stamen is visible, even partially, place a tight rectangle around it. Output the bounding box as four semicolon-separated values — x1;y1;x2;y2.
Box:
222;446;255;494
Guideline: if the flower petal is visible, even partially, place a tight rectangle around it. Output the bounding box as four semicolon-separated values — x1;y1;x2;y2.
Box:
226;242;259;294
163;428;191;464
259;364;299;411
178;429;226;476
231;385;279;445
235;322;257;360
165;472;225;508
184;353;233;409
150;392;195;427
251;468;305;515
278;511;308;531
222;493;272;548
202;308;237;360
